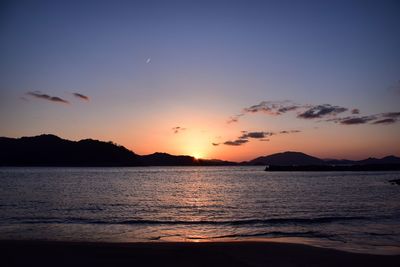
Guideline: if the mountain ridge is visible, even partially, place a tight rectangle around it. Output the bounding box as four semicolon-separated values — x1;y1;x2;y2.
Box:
0;134;399;167
247;151;326;166
0;134;236;166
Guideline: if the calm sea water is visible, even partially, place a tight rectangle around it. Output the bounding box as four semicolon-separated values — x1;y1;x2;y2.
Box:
0;167;399;254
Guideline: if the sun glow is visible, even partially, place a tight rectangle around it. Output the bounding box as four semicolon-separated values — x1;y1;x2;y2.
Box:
192;152;203;160
175;131;211;160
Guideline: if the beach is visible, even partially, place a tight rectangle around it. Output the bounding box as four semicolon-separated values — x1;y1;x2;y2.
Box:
2;240;399;267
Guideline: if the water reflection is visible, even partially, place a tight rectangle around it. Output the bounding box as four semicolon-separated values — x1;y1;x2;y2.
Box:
0;167;399;254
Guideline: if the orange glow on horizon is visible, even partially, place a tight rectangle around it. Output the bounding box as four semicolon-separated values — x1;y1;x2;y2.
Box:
56;107;400;163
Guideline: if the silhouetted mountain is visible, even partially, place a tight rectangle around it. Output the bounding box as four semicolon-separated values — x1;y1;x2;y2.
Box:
381;156;400;164
142;153;196;166
0;135;237;166
0;134;142;166
249;152;400;167
324;155;400;165
197;159;238;166
357;156;400;165
323;159;356;165
265;164;400;172
248;151;326;166
141;153;238;166
1;135;398;167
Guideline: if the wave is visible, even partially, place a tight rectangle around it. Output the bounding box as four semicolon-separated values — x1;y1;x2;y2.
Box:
148;230;343;242
6;215;369;226
186;230;331;239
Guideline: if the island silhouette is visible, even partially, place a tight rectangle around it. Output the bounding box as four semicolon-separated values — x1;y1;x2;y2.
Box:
1;134;399;170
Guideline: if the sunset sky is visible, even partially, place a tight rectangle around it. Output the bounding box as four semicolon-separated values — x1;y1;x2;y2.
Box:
1;0;399;161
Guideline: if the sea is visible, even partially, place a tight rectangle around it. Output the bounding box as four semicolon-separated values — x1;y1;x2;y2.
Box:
0;166;399;255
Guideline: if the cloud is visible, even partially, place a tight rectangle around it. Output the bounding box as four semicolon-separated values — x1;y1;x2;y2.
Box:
277;105;301;113
212;143;220;146
224;139;249;146
297;104;347;119
244;102;277;114
279;130;301;134
223;131;273;146
229;101;348;124
227;114;244;124
381;112;400;118
370;112;400;124
338;116;376;125
239;131;274;139
243;101;301;115
220;128;302;147
172;126;186;134
227;101;302;123
372;118;396;124
227;99;399;136
73;93;89;101
27;91;69;104
329;112;400;125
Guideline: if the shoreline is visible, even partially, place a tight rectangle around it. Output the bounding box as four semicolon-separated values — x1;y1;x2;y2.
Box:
2;240;399;267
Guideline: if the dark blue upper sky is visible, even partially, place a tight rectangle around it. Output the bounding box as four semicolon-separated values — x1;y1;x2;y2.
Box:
1;0;399;160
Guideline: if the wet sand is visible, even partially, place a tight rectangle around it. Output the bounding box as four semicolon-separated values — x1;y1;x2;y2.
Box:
1;240;399;267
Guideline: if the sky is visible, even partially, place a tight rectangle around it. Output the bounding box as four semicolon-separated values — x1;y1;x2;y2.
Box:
1;0;399;161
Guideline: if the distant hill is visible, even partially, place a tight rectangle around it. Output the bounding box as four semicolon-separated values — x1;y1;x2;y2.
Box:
248;151;326;166
324;155;400;165
141;153;237;166
0;134;142;166
142;153;196;166
249;151;400;167
265;164;400;172
356;156;400;165
0;135;236;166
323;159;356;165
0;134;398;167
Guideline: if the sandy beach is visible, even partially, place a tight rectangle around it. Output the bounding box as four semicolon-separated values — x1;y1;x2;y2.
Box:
1;240;399;267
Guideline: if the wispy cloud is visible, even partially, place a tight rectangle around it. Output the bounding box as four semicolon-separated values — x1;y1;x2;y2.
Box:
279;130;301;134
244;101;301;115
27;91;69;104
229;97;399;128
328;112;400;125
297;104;347;119
220;129;299;147
370;112;400;124
239;131;274;139
227;99;399;139
223;131;272;146
172;126;186;134
227;101;302;123
224;139;249;146
227;114;244;124
73;93;89;101
334;116;376;125
381;112;400;118
372;118;396;124
229;101;349;123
